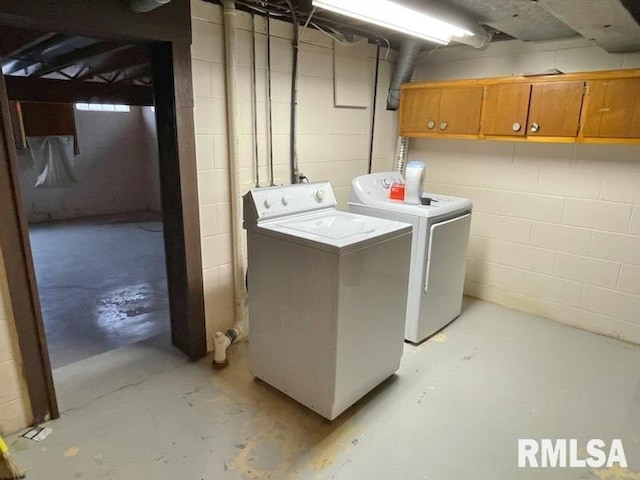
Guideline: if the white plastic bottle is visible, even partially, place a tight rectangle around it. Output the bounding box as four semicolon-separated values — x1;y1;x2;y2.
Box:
404;161;425;205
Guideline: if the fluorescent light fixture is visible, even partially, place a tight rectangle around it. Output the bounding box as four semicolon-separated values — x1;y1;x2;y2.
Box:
312;0;473;45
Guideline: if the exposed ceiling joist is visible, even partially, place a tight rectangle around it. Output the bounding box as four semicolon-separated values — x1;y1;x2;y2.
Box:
73;45;150;81
0;26;55;58
28;42;131;78
5;76;154;105
2;33;101;74
107;63;152;83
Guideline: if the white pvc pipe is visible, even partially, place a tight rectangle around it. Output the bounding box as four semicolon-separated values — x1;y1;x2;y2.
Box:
214;0;249;368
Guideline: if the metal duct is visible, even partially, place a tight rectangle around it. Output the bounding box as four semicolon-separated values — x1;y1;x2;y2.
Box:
386;2;491;110
128;0;171;13
414;0;493;48
386;38;423;111
453;27;492;49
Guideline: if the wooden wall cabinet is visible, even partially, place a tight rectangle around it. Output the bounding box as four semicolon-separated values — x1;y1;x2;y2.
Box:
399;68;640;143
482;83;530;137
399;86;483;136
483;81;584;138
582;78;640;138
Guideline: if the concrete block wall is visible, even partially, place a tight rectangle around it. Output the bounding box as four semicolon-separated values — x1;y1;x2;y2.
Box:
0;249;32;434
411;38;640;345
17;106;161;223
191;0;399;345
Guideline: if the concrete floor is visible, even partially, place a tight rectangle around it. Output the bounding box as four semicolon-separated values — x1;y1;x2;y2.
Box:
28;214;171;368
7;298;640;479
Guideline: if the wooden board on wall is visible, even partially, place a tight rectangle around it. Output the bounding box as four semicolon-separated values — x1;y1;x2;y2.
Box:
21;102;79;153
8;101;25;148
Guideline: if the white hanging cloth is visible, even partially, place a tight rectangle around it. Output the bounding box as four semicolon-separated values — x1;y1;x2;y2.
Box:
26;136;77;188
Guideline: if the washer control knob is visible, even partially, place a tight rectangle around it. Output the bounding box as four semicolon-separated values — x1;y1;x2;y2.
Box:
314;189;325;202
281;196;290;206
263;198;272;209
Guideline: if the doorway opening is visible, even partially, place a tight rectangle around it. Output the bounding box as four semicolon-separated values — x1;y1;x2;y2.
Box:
0;25;196;413
18;102;171;369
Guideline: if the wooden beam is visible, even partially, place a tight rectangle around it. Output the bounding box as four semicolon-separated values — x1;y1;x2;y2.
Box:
110;63;152;83
0;0;191;45
0;26;55;59
5;75;154;105
75;45;150;80
28;42;130;77
151;42;207;360
0;72;58;423
1;33;77;74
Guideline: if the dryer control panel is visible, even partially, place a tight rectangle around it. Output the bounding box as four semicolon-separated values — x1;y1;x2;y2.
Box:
243;181;338;225
350;172;404;204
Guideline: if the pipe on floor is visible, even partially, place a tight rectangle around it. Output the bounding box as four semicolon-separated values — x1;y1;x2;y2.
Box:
214;0;249;369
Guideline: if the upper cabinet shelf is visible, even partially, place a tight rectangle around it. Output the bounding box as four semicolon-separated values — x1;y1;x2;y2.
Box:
399;69;640;143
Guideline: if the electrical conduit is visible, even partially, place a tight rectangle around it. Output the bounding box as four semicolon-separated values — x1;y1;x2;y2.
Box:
214;0;248;368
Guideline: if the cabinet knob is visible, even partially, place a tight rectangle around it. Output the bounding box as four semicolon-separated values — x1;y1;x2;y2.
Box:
427;120;435;130
439;122;448;131
530;122;540;133
512;122;521;132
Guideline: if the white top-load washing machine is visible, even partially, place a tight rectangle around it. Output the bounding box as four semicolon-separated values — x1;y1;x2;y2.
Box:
349;172;472;344
243;181;412;420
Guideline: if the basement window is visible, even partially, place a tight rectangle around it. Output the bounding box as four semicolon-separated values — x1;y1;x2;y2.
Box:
75;103;131;112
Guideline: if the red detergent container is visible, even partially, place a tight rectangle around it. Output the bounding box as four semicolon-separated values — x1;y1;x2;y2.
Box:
390;182;405;200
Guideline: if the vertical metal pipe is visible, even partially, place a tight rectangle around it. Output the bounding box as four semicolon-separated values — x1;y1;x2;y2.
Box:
394;136;410;174
266;14;275;186
282;0;300;184
368;43;381;174
250;14;260;187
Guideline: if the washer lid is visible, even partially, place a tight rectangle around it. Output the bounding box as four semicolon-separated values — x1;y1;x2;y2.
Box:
255;210;411;254
349;172;472;218
284;214;379;239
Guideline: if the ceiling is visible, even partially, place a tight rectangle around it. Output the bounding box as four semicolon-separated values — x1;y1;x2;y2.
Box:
0;0;638;99
219;0;640;53
0;26;151;85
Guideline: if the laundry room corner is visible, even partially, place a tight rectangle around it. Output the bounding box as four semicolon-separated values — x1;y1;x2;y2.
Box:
409;37;640;346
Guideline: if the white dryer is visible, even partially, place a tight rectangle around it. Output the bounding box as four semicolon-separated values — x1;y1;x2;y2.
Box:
243;181;412;420
349;172;472;344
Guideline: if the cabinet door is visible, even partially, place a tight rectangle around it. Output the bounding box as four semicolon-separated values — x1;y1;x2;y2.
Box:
528;81;584;137
399;88;440;134
438;87;483;134
483;83;531;136
582;78;640;138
